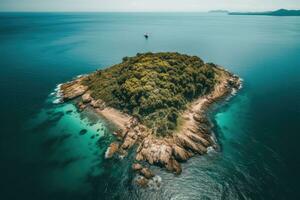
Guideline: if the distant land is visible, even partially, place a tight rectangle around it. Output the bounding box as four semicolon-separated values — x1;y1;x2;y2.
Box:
209;10;229;13
229;9;300;16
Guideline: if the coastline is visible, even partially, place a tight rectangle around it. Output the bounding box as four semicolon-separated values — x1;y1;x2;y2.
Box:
58;67;242;187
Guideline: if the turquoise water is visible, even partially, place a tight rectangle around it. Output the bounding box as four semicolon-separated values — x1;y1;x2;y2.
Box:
0;13;299;200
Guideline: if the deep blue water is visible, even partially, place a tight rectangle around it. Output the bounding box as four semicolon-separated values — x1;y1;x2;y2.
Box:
0;12;299;200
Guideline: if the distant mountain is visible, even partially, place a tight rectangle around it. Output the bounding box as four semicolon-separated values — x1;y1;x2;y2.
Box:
229;9;300;16
209;10;229;13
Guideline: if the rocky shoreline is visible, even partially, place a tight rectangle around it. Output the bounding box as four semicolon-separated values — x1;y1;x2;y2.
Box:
59;68;242;187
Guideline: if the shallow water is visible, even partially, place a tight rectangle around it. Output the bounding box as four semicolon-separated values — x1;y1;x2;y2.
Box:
0;12;299;200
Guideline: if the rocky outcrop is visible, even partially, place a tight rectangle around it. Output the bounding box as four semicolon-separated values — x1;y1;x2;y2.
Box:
82;93;92;103
61;77;88;101
77;101;87;111
132;163;143;171
121;130;138;149
135;137;182;174
90;99;106;110
172;145;193;161
105;142;119;158
174;134;207;154
135;176;149;187
140;168;154;179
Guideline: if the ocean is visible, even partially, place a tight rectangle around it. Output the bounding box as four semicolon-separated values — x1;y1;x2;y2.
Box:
0;12;299;200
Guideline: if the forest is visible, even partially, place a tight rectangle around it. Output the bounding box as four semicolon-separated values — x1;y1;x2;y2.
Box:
83;52;219;136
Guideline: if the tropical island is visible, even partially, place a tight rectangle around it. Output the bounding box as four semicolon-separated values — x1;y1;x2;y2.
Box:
60;52;241;187
229;9;300;16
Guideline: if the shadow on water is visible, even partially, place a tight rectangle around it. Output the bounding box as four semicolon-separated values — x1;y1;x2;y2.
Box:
30;111;65;133
42;133;72;152
46;156;86;169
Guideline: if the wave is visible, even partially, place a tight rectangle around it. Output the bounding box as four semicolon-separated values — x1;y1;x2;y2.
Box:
51;83;63;104
228;77;243;98
147;175;162;190
207;146;215;153
104;147;111;159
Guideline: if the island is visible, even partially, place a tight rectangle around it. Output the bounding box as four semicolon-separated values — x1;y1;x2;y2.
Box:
209;10;229;14
229;9;300;16
60;52;241;187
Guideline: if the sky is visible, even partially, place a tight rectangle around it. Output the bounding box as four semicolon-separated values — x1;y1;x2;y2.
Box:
0;0;299;12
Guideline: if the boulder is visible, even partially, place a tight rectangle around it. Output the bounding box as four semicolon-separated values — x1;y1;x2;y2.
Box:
132;163;143;171
82;93;92;103
165;158;182;174
186;131;210;147
112;129;125;138
77;101;87;111
90;99;105;109
135;152;144;161
105;142;119;158
121;136;136;150
135;176;149;187
140;168;154;179
172;145;192;161
171;159;182;174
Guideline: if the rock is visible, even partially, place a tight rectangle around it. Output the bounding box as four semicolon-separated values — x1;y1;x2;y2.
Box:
118;148;128;158
112;129;125;138
135;152;144;161
171;159;182;174
82;93;92;103
79;129;87;135
136;138;184;174
121;136;136;150
77;101;87;111
139;125;146;132
135;176;149;187
132;163;143;171
61;79;88;101
172;145;192;161
193;114;209;124
175;134;207;154
105;142;119;158
164;158;182;174
90;99;105;109
127;130;137;138
186;131;210;147
121;132;137;149
140;168;154;179
198;126;210;134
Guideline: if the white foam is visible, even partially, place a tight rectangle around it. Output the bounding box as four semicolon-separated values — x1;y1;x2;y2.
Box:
231;88;237;95
52;98;62;104
147;175;162;190
51;83;63;104
207;146;215;153
104;147;111;159
54;84;62;91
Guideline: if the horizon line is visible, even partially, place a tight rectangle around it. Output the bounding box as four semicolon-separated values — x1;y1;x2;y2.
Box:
0;8;298;13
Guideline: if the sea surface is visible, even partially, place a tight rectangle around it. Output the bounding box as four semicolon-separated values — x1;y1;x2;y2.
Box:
0;12;299;200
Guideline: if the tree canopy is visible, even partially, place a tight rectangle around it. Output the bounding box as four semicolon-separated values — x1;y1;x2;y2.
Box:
84;52;219;136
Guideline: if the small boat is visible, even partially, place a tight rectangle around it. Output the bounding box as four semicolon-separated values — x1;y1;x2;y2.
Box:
144;33;149;39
